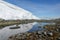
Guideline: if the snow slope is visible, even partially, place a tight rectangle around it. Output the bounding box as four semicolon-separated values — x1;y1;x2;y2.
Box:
0;0;39;20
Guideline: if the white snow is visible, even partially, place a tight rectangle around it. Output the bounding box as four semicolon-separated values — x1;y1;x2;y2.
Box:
0;0;39;20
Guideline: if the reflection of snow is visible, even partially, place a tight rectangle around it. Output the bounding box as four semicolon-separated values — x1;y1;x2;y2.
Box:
0;22;36;40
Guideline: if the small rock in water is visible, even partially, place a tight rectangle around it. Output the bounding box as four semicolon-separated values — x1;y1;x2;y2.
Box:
9;26;20;29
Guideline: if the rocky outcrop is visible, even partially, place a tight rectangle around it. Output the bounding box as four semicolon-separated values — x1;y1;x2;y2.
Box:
8;31;43;40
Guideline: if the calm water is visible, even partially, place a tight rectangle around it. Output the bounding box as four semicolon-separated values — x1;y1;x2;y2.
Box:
28;22;51;32
0;23;34;40
0;22;53;40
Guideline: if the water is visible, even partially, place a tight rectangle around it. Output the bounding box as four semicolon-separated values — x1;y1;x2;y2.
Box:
0;22;53;40
28;22;51;32
0;23;34;40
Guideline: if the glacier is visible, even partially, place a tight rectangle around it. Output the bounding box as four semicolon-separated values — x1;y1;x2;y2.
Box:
0;0;39;20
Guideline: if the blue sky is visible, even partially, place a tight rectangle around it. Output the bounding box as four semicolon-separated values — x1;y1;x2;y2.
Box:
4;0;60;19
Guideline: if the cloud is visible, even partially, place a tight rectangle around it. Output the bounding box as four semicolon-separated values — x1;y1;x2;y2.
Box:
4;0;60;19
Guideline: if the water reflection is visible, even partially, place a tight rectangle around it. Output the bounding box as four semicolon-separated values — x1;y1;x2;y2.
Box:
0;22;54;40
0;23;34;40
28;22;53;32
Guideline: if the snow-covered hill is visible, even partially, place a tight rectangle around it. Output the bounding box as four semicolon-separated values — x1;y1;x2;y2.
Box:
0;0;39;20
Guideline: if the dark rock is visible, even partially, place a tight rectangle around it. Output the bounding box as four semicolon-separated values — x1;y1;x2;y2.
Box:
9;26;20;29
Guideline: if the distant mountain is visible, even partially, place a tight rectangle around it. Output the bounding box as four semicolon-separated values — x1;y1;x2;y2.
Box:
0;0;39;20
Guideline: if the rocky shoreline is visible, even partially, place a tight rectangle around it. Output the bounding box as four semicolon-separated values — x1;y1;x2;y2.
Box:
8;23;60;40
8;31;43;40
8;30;60;40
